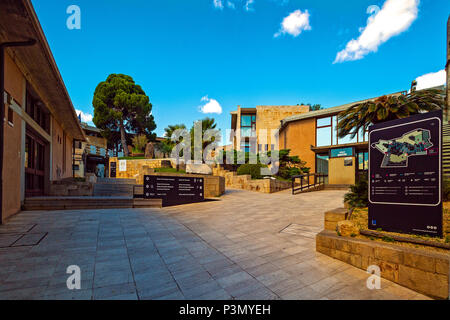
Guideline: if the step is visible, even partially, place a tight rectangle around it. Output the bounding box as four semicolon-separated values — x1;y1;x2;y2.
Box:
324;184;351;191
23;196;134;211
96;178;137;184
133;199;162;208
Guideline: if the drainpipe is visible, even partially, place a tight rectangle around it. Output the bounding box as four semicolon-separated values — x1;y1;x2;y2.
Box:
0;39;36;224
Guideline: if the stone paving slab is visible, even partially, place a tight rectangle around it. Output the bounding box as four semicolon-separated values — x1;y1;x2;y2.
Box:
0;189;431;300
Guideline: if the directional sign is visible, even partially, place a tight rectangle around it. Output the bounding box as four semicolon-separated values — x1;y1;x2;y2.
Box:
368;110;442;237
144;175;204;206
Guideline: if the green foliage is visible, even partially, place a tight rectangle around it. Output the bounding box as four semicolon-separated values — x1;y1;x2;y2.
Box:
337;89;444;139
445;236;450;244
237;163;267;180
443;179;450;201
300;102;322;111
381;236;395;243
161;119;219;161
131;134;148;153
93;74;156;156
190;117;220;160
344;175;369;209
267;149;310;179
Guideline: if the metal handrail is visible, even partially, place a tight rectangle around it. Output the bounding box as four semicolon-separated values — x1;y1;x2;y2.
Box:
292;173;328;194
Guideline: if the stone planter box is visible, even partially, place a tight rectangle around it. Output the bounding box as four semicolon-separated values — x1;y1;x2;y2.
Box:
316;230;449;299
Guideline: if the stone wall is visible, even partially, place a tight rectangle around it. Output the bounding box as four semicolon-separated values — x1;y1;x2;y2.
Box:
213;166;291;193
316;230;449;299
49;179;94;196
109;157;179;184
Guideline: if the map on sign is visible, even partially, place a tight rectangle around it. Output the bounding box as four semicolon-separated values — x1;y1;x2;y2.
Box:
371;128;433;168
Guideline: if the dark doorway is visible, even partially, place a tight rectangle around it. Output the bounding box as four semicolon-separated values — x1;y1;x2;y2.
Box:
25;130;46;197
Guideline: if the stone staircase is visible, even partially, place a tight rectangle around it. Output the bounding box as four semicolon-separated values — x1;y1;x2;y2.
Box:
93;178;137;197
212;166;294;193
443;123;450;179
324;184;351;191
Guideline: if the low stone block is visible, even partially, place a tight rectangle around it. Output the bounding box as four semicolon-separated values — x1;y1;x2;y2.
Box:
336;220;360;237
435;257;449;275
398;264;449;300
374;246;404;265
403;251;436;273
324;208;348;222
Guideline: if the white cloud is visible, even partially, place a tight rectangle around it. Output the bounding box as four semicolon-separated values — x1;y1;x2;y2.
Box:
76;109;93;123
213;0;224;10
334;0;419;63
199;96;223;114
415;70;446;90
274;9;311;38
244;0;255;12
227;1;236;9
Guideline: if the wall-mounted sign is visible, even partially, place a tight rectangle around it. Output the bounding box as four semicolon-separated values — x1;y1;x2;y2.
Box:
369;110;442;237
144;175;204;206
119;160;127;172
344;158;353;166
330;147;354;158
110;162;117;178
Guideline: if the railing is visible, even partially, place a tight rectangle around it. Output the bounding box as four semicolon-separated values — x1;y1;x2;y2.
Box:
292;173;328;195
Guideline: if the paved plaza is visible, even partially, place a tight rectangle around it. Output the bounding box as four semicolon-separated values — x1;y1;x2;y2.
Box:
0;189;429;300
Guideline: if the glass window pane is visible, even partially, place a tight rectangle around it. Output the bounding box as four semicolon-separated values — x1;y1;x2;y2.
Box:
316;127;331;147
338;133;358;145
332;116;338;145
241;128;252;137
358;153;364;170
317;117;331;127
316;155;329;175
241;115;252;127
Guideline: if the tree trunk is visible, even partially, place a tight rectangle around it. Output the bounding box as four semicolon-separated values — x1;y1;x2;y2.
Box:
120;121;128;157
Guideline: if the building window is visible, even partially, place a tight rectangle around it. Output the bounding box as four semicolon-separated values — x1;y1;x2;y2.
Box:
241;114;256;137
358;152;369;171
316;115;367;147
7;107;13;125
316;117;332;147
26;89;50;133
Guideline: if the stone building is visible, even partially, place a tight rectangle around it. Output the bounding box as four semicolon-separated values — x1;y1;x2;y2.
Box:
0;0;86;222
73;123;108;178
230;105;310;152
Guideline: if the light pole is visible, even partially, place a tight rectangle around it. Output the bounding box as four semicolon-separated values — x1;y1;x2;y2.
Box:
0;39;36;224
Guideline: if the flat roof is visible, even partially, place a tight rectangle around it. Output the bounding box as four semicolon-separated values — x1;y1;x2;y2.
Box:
280;86;445;129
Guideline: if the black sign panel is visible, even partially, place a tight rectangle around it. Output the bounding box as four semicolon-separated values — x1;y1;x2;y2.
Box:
144;175;204;206
368;110;442;237
110;162;117;178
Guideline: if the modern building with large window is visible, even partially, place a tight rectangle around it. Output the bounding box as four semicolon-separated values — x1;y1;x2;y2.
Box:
279;92;407;185
1;0;85;222
230;105;310;152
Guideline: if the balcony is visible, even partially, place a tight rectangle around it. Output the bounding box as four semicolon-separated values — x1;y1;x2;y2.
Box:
86;144;107;157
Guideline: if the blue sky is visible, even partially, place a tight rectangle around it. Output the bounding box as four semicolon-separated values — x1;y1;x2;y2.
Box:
31;0;449;143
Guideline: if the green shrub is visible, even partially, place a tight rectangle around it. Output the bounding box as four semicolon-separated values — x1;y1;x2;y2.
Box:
344;175;368;209
237;163;267;179
444;179;450;201
132;134;148;153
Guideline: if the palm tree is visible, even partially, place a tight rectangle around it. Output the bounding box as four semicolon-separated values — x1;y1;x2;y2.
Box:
163;124;187;171
190;117;219;161
337;88;444;139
